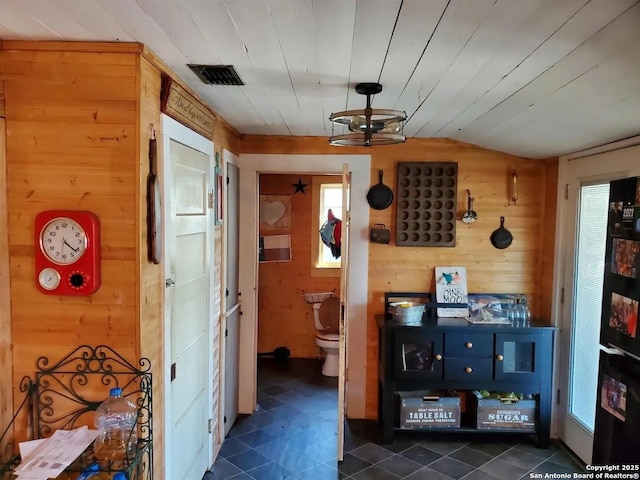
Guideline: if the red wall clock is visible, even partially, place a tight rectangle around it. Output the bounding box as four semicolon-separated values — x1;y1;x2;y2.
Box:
35;210;101;295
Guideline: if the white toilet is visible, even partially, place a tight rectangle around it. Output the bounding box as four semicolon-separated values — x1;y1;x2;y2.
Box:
312;296;341;377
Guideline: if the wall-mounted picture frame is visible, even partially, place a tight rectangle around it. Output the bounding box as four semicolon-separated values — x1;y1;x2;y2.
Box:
259;234;292;263
215;153;223;225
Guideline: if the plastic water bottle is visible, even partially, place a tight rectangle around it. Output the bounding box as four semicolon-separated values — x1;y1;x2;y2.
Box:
81;467;127;480
93;387;138;469
77;462;112;480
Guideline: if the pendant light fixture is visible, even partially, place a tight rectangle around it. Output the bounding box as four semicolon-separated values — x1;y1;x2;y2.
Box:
329;83;406;147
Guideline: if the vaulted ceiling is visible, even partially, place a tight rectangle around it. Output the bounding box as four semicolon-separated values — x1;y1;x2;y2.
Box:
1;0;639;158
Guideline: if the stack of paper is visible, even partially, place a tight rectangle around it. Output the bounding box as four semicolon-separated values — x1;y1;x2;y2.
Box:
14;426;98;480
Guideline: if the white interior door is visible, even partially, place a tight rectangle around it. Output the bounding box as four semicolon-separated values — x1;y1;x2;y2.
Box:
337;164;351;461
557;141;640;463
224;157;240;436
560;180;609;463
163;116;214;480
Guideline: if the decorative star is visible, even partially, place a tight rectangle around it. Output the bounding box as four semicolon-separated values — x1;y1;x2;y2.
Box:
292;178;308;194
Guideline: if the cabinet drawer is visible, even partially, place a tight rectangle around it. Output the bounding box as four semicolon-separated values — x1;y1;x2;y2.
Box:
445;333;493;357
444;358;492;380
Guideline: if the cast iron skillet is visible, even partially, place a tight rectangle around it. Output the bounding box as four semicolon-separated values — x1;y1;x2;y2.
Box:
367;170;394;210
490;216;513;249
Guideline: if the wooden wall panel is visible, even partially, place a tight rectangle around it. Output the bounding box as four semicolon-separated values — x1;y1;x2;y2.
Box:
539;160;559;322
215;120;239;156
239;135;559;419
0;80;5;117
1;48;139;436
1;42;241;474
0;113;13;450
258;174;340;358
138;56;164;480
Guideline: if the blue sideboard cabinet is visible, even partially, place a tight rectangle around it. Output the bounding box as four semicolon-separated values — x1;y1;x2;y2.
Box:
377;315;556;447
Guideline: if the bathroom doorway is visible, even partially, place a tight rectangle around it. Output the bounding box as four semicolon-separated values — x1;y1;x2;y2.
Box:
254;172;344;455
256;173;342;365
236;154;371;460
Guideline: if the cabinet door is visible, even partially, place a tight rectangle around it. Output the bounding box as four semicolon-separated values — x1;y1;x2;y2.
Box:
395;331;443;379
495;332;544;380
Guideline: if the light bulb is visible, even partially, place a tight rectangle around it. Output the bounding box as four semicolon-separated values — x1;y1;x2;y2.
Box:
348;116;365;132
380;121;401;134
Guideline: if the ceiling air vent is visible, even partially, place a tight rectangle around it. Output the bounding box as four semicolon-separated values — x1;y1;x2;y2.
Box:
188;64;245;86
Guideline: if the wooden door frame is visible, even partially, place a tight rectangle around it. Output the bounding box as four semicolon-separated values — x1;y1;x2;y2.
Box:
161;114;215;478
236;154;371;418
552;135;640;462
219;148;240;442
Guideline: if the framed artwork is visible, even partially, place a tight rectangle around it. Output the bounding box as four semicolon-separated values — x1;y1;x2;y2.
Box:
214;155;223;225
259;235;292;263
259;195;291;230
600;374;627;422
608;292;638;339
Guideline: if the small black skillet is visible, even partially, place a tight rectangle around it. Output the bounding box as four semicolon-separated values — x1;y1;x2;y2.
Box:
367;170;394;210
490;216;513;249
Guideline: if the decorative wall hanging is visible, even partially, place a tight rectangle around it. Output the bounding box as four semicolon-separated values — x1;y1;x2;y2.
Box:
215;153;223;225
396;162;458;247
367;170;394;210
461;189;477;224
292;178;308;194
147;124;161;264
259;235;292;263
259;195;291;230
320;209;341;259
160;75;216;139
35;210;101;295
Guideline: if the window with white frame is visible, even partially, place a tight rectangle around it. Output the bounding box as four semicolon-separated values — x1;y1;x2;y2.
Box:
317;183;343;268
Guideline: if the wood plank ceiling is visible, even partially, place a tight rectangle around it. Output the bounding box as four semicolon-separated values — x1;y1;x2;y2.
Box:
1;0;639;158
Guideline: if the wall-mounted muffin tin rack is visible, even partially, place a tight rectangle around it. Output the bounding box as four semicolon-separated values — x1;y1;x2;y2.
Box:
396;161;458;247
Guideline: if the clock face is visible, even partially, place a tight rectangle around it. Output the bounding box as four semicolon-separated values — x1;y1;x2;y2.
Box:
39;217;88;265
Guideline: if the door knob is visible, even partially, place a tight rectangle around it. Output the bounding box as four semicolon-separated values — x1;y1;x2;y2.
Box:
465;342;473;348
496;354;504;361
435;354;442;361
465;367;473;373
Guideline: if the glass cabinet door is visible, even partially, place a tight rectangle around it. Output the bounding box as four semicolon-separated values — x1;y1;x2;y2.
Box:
495;332;543;380
395;332;443;379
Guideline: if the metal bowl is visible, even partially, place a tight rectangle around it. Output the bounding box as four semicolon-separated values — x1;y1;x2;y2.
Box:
389;302;426;324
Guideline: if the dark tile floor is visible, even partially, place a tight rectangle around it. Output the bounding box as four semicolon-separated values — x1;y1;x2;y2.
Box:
204;358;586;480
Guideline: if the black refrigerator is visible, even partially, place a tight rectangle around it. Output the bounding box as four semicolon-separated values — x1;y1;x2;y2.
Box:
592;176;640;464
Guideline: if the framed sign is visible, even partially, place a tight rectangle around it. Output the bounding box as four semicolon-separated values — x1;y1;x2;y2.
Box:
160;75;216;139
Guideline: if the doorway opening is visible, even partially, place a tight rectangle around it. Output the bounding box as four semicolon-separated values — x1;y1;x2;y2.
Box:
556;140;640;464
257;173;342;374
255;171;344;454
236;154;371;460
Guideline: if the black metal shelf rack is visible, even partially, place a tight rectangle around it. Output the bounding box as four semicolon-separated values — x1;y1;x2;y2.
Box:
1;345;153;480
